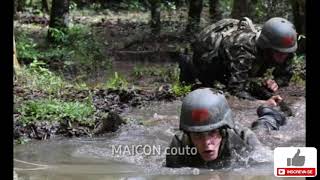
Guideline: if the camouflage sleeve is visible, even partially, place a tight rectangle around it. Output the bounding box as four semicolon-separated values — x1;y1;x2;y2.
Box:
165;133;185;168
233;121;263;150
272;58;294;87
222;45;259;100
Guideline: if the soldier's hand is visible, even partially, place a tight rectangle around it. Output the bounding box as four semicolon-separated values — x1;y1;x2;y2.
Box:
264;79;279;92
265;95;283;107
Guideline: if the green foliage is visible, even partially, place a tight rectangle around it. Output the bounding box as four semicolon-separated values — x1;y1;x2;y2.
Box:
263;67;275;81
170;63;191;96
219;0;232;17
17;98;95;126
106;72;128;90
67;25;108;66
171;82;191;96
16;30;69;62
69;1;78;11
48;27;68;44
290;55;305;85
16;60;67;94
162;0;176;11
15;138;30;145
122;0;146;11
16;24;111;81
133;65;166;78
16;32;39;62
89;3;102;10
251;0;292;23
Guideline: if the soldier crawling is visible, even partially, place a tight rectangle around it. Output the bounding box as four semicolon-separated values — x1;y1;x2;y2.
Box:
179;17;298;102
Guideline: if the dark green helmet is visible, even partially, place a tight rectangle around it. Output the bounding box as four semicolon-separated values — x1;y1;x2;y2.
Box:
256;17;297;53
179;88;234;133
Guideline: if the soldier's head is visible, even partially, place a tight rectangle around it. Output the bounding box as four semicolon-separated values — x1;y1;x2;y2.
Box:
179;88;234;161
256;17;297;64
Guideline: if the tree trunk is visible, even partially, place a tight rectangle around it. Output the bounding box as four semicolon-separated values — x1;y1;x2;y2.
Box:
13;35;20;79
209;0;222;23
48;0;70;42
291;0;305;35
248;0;258;21
231;0;249;19
175;0;185;8
150;0;161;36
14;0;18;17
17;0;26;11
42;0;50;13
186;0;203;33
291;0;305;54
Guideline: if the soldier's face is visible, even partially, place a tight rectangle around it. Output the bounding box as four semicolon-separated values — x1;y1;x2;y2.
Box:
190;129;222;162
265;49;289;64
271;50;289;64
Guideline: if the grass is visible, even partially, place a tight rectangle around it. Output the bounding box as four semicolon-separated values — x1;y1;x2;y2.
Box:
16;60;67;94
105;72;129;90
17;98;95;126
171;82;192;97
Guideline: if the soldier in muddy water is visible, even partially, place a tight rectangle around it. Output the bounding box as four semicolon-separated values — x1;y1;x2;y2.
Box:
166;88;286;168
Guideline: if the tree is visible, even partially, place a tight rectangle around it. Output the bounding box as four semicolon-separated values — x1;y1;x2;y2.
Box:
14;0;18;17
186;0;203;34
42;0;50;13
17;0;26;12
291;0;305;54
48;0;70;43
231;0;249;19
209;0;222;23
291;0;305;35
174;0;185;8
150;0;161;35
13;35;21;79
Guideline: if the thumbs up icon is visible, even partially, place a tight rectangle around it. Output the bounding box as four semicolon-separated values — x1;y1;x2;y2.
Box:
287;149;305;166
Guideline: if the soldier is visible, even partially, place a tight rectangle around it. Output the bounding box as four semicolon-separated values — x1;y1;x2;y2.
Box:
166;88;286;168
179;17;298;100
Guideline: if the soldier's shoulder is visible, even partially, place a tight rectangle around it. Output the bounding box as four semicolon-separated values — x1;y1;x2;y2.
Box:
169;131;188;147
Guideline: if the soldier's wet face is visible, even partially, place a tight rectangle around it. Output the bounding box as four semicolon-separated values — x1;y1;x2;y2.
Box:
264;48;289;64
271;50;289;64
189;129;222;161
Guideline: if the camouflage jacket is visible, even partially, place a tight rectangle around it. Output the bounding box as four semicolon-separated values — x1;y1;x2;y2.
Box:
165;121;263;168
191;19;294;100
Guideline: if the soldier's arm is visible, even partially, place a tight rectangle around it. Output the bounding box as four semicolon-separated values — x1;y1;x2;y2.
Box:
222;45;259;100
251;105;286;131
233;121;264;150
272;58;294;87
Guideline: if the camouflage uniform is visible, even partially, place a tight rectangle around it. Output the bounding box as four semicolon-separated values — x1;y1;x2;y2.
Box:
180;19;294;100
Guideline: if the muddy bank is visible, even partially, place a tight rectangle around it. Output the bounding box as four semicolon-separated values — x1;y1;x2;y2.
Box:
13;82;178;142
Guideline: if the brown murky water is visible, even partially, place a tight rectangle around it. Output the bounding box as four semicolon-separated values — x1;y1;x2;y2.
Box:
14;62;305;180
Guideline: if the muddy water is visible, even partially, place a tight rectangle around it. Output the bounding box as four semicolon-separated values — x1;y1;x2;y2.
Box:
14;94;305;180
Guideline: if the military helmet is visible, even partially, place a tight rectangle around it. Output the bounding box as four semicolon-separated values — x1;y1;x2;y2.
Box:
179;88;235;133
256;17;297;53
